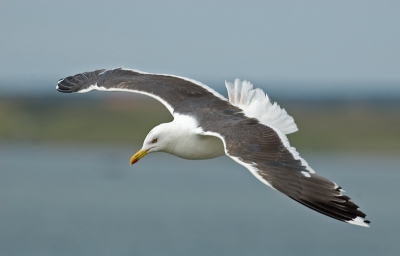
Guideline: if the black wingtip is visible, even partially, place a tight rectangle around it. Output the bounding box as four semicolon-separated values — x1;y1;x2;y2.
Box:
56;69;106;93
56;78;73;93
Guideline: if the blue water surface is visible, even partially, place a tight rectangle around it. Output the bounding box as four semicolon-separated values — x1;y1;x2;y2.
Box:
0;143;398;256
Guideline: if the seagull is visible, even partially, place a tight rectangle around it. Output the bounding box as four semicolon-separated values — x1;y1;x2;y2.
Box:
57;67;370;227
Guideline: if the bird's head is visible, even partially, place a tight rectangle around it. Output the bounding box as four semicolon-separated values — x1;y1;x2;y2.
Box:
130;123;172;165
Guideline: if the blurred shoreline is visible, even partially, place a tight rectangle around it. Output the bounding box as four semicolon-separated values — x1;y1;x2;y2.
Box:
1;94;398;153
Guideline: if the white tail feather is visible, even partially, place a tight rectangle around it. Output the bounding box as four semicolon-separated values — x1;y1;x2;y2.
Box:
225;79;298;135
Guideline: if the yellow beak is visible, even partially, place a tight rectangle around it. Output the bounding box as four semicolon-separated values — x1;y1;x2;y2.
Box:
130;149;149;165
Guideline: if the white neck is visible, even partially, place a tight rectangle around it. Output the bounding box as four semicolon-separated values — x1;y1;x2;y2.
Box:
152;114;225;160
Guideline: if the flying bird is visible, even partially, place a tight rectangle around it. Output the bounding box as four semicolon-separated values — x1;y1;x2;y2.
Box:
57;67;370;227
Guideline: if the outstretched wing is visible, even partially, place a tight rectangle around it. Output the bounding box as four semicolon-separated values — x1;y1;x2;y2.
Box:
57;67;228;115
200;120;370;227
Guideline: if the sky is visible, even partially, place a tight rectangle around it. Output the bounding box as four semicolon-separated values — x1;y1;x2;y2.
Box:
0;0;399;97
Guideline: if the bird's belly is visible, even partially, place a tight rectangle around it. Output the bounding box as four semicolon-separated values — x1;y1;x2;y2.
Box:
169;134;225;160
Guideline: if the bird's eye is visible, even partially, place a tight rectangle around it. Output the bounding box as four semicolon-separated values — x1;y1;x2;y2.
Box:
151;138;158;143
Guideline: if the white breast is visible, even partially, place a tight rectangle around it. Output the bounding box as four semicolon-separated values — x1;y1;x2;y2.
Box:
168;133;225;160
161;114;225;160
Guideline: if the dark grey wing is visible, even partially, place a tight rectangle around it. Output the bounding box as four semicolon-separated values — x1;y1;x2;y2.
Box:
201;119;370;227
57;67;229;115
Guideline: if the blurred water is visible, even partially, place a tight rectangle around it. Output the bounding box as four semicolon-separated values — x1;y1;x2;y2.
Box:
1;143;399;256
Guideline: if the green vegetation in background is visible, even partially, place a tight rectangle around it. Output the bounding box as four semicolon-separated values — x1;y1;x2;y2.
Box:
0;96;172;145
286;102;400;152
0;96;399;153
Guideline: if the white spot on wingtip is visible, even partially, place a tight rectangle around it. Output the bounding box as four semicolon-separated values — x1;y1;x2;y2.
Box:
301;171;311;178
334;183;346;193
56;79;63;90
346;217;370;227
